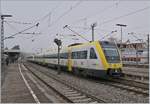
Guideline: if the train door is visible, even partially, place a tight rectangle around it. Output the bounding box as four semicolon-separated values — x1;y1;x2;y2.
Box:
67;48;72;71
88;47;100;70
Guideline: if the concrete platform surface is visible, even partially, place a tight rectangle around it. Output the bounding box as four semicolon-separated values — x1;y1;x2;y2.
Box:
1;63;51;103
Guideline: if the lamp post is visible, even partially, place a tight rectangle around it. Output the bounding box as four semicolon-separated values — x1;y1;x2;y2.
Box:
54;38;62;74
116;24;127;50
91;22;97;42
1;14;12;65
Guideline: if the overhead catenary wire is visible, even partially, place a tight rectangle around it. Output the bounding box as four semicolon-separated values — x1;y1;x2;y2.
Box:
69;26;91;30
87;1;120;19
4;23;39;40
100;30;117;40
32;2;61;24
48;12;52;27
127;26;150;31
63;25;90;42
70;1;120;26
7;3;62;43
5;21;19;32
99;6;150;25
128;32;141;41
5;21;41;41
40;1;83;35
66;1;120;38
4;20;32;25
49;1;83;27
18;2;62;41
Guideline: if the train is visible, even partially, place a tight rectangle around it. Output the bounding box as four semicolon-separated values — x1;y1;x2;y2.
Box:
27;41;123;78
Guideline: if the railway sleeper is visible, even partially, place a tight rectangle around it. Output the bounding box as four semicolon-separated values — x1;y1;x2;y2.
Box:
62;87;71;90
142;90;149;93
124;74;148;81
69;95;87;100
65;93;81;97
63;89;75;92
64;91;78;95
73;98;92;103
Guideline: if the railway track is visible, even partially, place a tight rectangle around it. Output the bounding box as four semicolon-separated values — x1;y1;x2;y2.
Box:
104;78;149;96
83;74;149;96
82;75;149;96
23;63;106;103
110;77;149;90
26;62;149;97
122;72;148;82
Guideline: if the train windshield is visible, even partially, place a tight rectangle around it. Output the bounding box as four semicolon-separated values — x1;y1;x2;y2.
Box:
100;41;120;63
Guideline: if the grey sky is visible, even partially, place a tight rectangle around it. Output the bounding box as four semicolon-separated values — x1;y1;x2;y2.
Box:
1;0;150;54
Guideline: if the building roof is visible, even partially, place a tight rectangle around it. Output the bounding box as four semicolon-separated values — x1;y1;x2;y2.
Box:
4;49;20;53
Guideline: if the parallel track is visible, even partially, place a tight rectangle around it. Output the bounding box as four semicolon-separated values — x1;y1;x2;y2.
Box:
122;72;148;82
82;75;149;96
23;63;107;103
110;77;149;90
103;78;149;96
83;75;149;96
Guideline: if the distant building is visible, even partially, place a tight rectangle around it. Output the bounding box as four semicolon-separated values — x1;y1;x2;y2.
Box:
117;42;148;64
117;42;147;50
4;45;21;63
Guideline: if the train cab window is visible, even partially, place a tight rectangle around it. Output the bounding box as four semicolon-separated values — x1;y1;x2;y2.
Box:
90;48;97;59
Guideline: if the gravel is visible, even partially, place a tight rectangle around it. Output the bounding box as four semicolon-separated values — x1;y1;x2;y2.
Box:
28;62;149;103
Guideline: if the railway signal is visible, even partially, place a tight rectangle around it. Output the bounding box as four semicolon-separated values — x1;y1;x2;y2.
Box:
54;38;62;74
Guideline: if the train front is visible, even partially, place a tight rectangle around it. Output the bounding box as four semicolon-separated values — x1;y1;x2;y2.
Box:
99;41;122;77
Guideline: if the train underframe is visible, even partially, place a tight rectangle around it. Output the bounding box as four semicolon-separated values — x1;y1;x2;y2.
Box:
29;60;122;78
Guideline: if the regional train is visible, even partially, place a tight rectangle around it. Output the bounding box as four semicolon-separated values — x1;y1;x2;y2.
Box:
27;41;123;78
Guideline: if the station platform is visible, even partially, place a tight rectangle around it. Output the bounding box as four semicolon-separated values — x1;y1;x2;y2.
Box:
1;63;51;103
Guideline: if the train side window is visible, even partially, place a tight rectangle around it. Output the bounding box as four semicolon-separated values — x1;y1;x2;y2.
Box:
81;51;87;59
60;53;63;59
90;48;97;59
64;53;68;59
72;51;87;59
72;51;79;59
71;52;75;59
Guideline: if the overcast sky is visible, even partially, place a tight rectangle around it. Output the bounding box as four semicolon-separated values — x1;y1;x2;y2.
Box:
1;0;150;54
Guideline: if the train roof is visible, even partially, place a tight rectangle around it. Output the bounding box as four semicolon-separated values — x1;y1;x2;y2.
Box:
67;40;116;48
67;41;98;48
68;43;83;47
